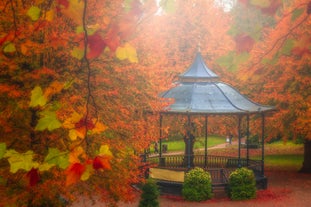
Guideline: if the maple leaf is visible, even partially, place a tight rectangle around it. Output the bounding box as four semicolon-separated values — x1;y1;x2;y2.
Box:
87;32;106;59
69;146;87;163
45;9;54;22
91;120;108;134
93;156;111;170
44;81;64;98
65;163;85;186
235;34;255;53
160;0;176;13
27;6;41;21
104;25;120;51
29;86;47;107
71;47;84;60
35;110;62;131
4;150;39;173
75;117;95;130
0;143;6;159
116;43;138;63
81;163;93;181
98;145;113;157
57;0;69;8
3;42;16;54
61;0;84;24
44;148;69;169
26;168;40;187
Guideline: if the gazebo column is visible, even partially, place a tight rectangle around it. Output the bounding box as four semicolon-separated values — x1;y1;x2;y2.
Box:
261;113;265;176
238;115;242;168
159;114;164;166
187;114;191;169
204;115;208;168
246;114;250;166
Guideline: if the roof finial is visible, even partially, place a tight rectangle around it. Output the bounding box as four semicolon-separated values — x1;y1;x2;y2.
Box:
198;35;201;52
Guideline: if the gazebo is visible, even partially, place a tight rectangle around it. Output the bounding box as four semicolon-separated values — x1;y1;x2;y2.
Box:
146;52;275;194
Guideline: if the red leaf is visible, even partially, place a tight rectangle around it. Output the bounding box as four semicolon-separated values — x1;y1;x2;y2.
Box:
57;0;69;8
26;168;40;187
75;117;95;130
104;25;120;52
87;32;106;59
261;0;282;15
65;163;85;186
291;47;311;56
238;0;249;5
93;156;111;170
235;34;255;53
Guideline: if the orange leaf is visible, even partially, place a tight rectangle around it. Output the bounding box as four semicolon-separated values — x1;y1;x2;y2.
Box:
65;163;85;186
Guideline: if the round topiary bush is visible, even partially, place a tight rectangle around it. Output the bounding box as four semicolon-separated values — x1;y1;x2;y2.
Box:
228;167;256;200
182;167;212;201
139;179;159;207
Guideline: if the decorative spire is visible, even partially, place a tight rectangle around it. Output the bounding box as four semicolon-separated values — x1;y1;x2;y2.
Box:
179;52;218;82
197;35;201;52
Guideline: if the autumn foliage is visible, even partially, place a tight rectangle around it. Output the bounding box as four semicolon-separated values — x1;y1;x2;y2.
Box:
0;0;310;206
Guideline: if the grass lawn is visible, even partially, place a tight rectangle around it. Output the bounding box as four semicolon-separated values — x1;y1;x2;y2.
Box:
158;135;226;152
260;154;303;171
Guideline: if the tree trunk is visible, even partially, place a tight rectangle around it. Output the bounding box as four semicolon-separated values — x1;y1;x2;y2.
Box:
299;140;311;173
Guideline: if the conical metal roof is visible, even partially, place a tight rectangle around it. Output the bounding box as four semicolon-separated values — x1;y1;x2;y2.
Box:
161;53;275;114
179;52;218;82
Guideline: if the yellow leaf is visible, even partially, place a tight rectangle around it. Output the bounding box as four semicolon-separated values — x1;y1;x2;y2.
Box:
29;86;47;107
116;43;138;63
69;129;78;141
81;164;93;181
116;46;127;60
98;145;112;157
63;111;83;129
69;147;86;163
38;162;54;171
3;42;16;53
4;150;39;173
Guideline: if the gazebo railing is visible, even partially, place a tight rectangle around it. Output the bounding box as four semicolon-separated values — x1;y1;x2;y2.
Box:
147;154;263;175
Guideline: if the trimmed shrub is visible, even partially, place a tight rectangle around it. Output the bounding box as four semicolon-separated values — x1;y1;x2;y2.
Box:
228;167;256;200
182;167;212;201
139;179;159;207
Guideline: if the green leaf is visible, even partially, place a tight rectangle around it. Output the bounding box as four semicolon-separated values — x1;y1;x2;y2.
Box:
281;39;295;55
44;148;69;169
216;52;249;72
0;143;6;159
291;8;304;22
3;42;16;53
30;86;47;107
250;0;270;8
124;0;133;12
27;6;41;21
4;150;39;173
35;110;62;131
160;0;176;13
71;47;84;60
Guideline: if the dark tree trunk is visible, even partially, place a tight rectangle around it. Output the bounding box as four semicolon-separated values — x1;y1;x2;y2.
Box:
299;140;311;173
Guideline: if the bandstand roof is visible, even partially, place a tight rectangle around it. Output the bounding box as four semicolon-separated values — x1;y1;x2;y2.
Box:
161;52;275;115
